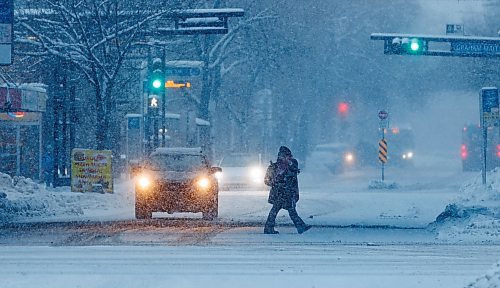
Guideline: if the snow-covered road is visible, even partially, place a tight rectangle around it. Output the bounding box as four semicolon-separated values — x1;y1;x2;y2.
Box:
1;243;497;288
1;156;499;288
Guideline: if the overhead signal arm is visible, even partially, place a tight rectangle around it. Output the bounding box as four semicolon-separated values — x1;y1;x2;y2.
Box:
371;33;500;58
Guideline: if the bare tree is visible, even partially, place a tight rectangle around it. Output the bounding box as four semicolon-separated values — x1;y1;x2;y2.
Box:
15;0;178;149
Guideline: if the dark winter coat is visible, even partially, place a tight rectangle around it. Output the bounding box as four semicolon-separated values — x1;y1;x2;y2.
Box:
267;157;300;210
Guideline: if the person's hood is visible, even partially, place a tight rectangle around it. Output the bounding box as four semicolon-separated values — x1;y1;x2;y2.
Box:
278;146;292;157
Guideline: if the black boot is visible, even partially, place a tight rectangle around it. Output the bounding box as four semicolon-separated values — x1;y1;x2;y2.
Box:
297;225;312;234
264;228;279;234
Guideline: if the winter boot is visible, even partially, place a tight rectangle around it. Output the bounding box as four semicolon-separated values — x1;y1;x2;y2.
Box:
297;225;312;234
264;228;279;234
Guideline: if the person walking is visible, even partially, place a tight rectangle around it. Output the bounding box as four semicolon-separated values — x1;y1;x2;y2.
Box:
264;146;311;234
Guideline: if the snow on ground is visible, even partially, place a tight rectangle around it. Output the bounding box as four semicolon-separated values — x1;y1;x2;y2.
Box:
430;168;500;243
1;244;498;288
1;164;499;240
466;261;500;288
0;173;81;221
0;172;134;223
1;163;500;287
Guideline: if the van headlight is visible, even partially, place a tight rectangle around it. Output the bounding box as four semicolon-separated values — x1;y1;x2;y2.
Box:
214;171;223;181
196;177;211;190
402;152;414;160
137;175;152;190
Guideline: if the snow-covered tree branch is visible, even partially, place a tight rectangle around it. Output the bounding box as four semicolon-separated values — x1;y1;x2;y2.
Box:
15;0;178;149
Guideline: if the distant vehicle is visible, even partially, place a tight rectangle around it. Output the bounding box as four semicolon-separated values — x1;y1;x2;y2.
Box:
461;124;500;171
308;143;357;174
134;147;221;220
216;153;265;190
383;127;415;167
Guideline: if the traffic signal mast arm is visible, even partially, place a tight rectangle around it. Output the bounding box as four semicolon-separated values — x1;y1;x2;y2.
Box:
370;33;500;58
142;9;244;36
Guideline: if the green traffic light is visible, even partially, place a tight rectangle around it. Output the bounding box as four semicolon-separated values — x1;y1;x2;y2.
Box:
410;41;420;51
152;79;162;89
409;38;423;52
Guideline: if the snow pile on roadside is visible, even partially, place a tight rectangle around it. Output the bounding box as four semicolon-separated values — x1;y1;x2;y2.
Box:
0;172;134;223
430;169;500;243
466;261;500;288
0;173;84;222
0;172;46;197
368;180;399;190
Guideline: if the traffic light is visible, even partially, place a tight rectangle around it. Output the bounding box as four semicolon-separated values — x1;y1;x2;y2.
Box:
149;58;164;92
387;37;427;55
337;102;349;117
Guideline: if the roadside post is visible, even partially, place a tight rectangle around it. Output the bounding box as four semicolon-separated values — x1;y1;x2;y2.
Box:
479;87;499;185
378;110;389;181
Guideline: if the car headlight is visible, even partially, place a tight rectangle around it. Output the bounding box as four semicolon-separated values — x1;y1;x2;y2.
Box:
249;166;264;183
345;153;354;163
137;175;151;189
402;152;414;160
214;171;223;181
196;177;211;190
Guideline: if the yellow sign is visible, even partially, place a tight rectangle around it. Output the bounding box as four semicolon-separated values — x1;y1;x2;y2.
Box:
378;139;388;164
165;80;191;88
71;149;113;193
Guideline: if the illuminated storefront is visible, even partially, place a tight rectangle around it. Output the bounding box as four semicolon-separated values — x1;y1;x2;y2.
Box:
0;85;46;179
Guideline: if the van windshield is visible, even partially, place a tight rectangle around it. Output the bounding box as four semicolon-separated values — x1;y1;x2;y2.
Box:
147;154;206;172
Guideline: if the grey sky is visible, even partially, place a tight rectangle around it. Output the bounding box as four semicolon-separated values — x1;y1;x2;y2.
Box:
418;0;486;34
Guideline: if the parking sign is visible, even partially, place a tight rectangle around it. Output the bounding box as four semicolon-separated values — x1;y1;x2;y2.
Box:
481;87;499;127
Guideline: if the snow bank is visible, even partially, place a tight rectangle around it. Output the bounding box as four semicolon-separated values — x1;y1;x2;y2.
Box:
0;172;134;223
0;173;83;222
466;261;500;288
368;180;399;190
430;168;500;243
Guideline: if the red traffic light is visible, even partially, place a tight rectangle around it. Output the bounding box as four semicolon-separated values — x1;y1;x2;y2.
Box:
338;102;349;115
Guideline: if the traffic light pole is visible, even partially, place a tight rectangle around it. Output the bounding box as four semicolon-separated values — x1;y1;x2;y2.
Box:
145;51;152;155
383;124;386;182
161;49;166;147
153;108;159;148
482;125;487;185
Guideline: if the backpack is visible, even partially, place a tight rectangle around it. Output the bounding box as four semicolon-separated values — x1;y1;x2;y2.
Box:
264;161;276;187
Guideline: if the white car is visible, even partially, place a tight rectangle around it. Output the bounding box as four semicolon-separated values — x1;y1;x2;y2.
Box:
216;153;266;190
307;143;357;174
